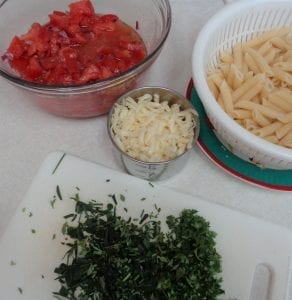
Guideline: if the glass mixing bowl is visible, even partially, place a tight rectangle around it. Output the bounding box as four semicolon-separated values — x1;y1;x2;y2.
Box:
0;0;171;118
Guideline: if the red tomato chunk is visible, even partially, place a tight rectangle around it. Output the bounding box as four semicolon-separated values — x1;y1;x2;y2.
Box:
5;0;146;85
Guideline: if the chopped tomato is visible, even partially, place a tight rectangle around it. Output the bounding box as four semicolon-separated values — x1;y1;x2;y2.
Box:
4;0;146;85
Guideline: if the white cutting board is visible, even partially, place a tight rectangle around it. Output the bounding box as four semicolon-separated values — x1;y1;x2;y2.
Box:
1;151;292;300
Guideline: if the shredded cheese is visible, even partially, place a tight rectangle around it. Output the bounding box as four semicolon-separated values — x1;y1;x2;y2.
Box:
110;93;197;162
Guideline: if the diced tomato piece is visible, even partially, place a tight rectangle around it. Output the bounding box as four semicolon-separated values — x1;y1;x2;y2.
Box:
10;57;29;73
49;11;70;29
7;36;26;58
25;56;43;80
69;0;94;17
59;47;80;77
98;14;118;23
79;64;101;83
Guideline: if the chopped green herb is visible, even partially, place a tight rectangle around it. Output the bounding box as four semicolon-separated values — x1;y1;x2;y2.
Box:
52;153;66;175
75;186;80;191
31;229;36;234
54;192;223;299
123;207;128;213
140;197;146;201
22;207;26;213
42;274;45;279
56;185;63;200
17;287;23;294
52;233;56;240
148;182;154;187
10;260;16;266
119;194;126;202
50;198;56;209
28;211;33;217
106;179;111;182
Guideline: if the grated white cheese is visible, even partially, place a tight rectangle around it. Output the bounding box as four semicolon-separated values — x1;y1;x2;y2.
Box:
110;93;197;162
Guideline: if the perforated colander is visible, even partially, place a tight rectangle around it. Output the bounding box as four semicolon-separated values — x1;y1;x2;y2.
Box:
192;0;292;169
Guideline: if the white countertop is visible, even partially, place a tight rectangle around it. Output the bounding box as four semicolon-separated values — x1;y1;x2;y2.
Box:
1;0;292;240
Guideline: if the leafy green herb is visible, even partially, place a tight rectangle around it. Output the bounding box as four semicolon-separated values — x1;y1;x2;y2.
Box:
54;192;223;299
28;211;33;217
119;194;126;202
52;234;57;240
106;179;111;183
17;287;23;294
148;182;154;187
56;185;63;200
50;195;57;209
31;229;36;234
10;260;16;266
140;197;146;201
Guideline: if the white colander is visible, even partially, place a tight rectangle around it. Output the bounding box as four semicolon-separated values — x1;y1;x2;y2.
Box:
192;0;292;170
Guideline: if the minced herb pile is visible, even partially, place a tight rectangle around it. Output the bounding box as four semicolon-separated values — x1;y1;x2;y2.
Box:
54;192;224;300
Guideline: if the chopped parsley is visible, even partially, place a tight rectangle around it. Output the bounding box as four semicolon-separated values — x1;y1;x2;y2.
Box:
53;191;223;299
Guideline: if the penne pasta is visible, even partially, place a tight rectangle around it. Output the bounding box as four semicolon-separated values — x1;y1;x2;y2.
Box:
252;121;283;137
275;122;292;139
252;109;271;127
245;27;291;48
219;80;234;115
206;27;292;149
244;46;273;76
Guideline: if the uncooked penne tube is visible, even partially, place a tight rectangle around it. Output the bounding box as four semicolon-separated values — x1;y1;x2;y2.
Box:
275;122;292;139
235;100;284;120
207;77;219;99
270;37;287;50
280;132;292;148
276;90;292;105
258;41;272;56
232;73;264;102
220;52;233;64
273;62;292;72
244;118;259;131
245;27;291;48
264;135;279;144
244;52;260;74
273;67;292;85
244;46;273;76
232;109;252;120
208;72;224;88
236;80;263;103
268;93;292;112
219;80;234;115
252;109;271;127
253;121;283;137
277;112;292;123
264;48;281;64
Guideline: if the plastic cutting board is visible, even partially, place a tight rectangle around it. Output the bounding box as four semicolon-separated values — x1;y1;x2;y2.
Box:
0;151;292;299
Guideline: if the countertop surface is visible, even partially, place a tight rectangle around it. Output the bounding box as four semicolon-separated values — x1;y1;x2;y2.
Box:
1;0;292;241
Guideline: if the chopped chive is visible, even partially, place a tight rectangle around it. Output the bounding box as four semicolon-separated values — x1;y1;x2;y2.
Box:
10;260;16;266
56;185;63;200
52;153;66;174
148;182;154;187
50;198;56;209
